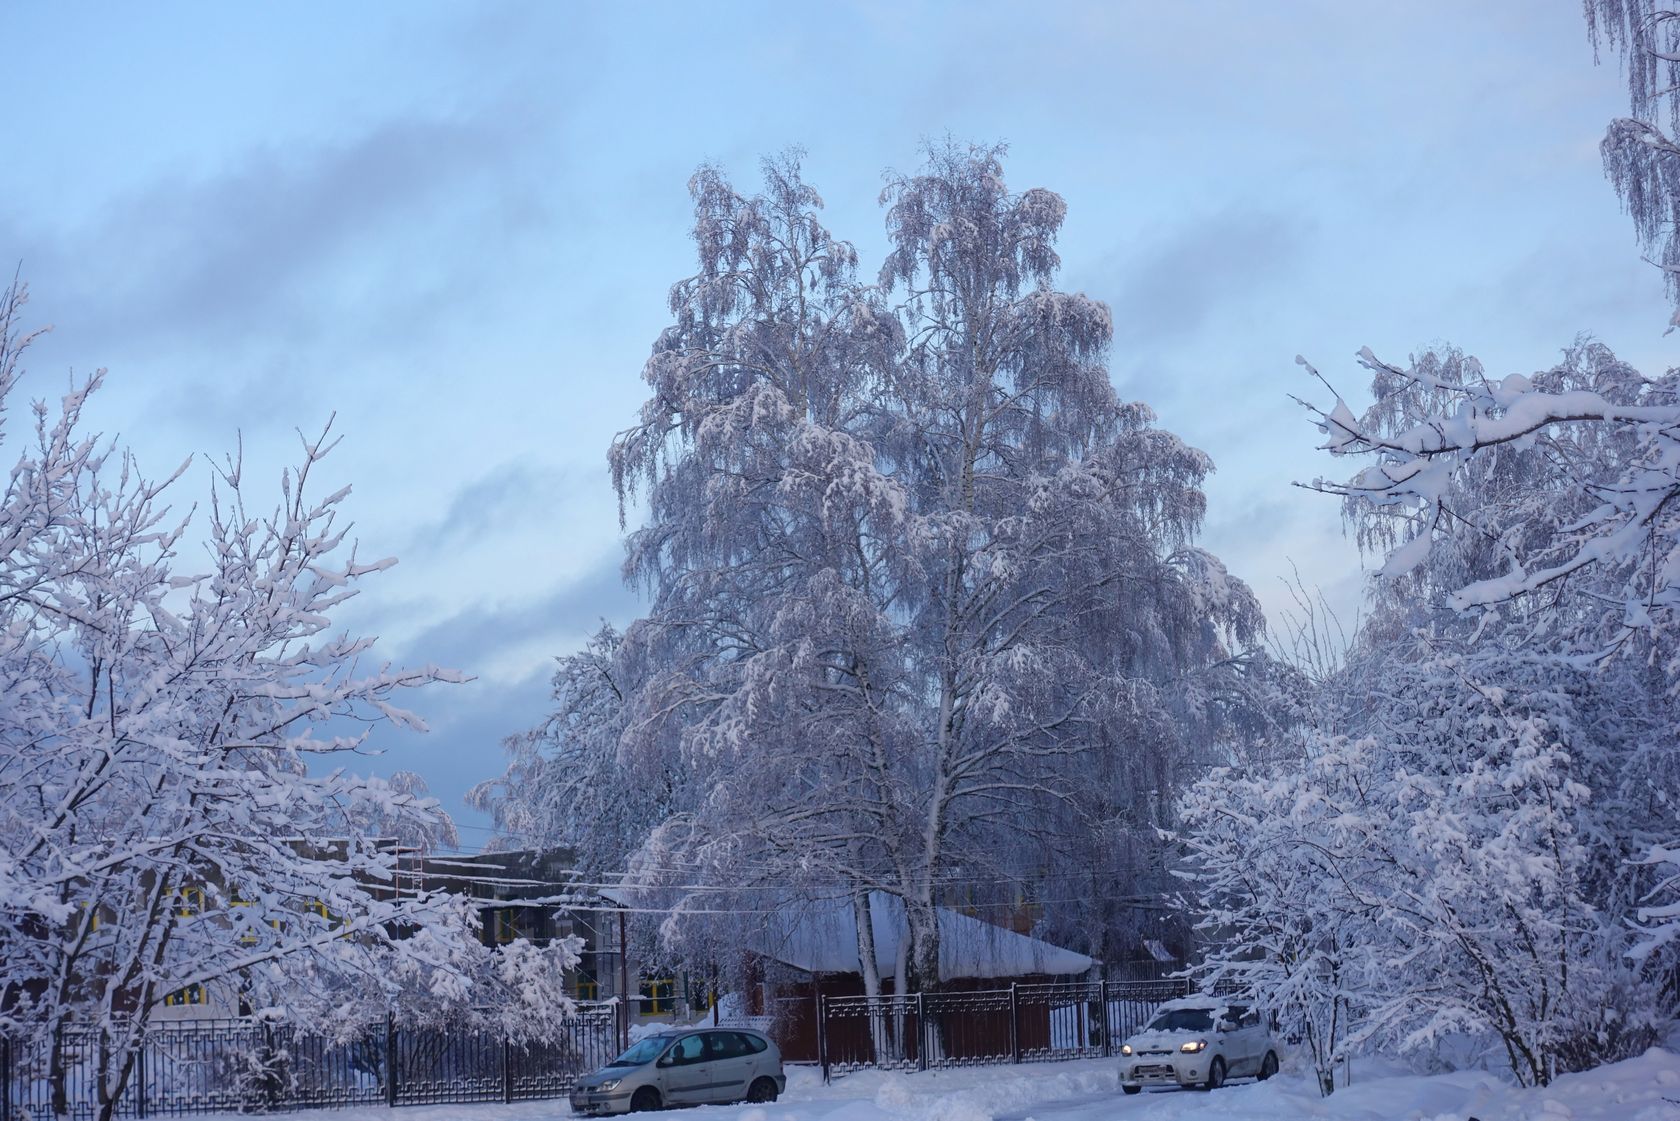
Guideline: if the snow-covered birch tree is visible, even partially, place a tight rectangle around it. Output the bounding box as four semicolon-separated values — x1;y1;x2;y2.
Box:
866;145;1262;987
478;143;1265;995
1587;0;1680;323
0;281;576;1121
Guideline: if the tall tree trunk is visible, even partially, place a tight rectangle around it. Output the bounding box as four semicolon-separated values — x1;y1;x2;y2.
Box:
892;931;909;1061
852;890;890;1062
100;1031;142;1119
904;894;942;1060
904;896;941;993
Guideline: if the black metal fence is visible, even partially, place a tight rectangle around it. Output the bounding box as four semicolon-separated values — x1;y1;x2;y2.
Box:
3;1005;619;1120
817;979;1191;1081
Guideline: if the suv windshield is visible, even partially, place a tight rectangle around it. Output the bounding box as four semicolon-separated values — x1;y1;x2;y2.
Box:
1147;1008;1215;1032
607;1036;671;1067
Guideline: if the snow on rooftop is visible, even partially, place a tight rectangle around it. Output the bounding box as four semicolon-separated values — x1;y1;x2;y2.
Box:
752;891;1094;980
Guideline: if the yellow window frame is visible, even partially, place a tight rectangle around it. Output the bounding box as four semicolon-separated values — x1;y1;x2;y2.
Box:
175;886;204;918
639;977;675;1014
230;891;258;944
163;983;207;1007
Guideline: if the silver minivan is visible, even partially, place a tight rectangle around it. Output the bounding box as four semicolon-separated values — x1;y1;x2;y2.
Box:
569;1028;786;1114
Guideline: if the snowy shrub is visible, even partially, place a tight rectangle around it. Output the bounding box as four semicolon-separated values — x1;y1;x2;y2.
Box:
1183;650;1622;1089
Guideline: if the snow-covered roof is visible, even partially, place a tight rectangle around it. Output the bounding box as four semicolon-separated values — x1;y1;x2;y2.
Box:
1143;938;1175;963
593;885;633;908
1153;994;1223;1013
752;891;1095;981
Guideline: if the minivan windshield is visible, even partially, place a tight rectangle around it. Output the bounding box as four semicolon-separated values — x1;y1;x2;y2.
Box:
1147;1008;1215;1032
606;1036;670;1067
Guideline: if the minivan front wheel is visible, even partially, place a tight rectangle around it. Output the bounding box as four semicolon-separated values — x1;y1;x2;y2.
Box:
631;1087;662;1112
747;1078;778;1103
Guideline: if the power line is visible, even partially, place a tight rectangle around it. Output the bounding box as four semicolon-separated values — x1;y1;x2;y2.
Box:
415;840;1174;893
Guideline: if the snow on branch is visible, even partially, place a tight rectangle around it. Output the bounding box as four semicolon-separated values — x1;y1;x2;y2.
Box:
1300;342;1680;664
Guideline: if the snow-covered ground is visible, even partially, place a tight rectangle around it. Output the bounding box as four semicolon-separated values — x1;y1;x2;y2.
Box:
182;1047;1680;1121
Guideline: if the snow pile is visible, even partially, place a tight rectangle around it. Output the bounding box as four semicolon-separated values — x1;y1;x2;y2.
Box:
783;1052;1680;1121
813;1063;1117;1121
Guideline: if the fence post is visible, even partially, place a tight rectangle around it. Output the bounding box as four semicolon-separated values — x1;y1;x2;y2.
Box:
136;1040;147;1119
1008;984;1020;1064
502;1033;511;1104
385;1013;398;1108
3;1035;11;1121
916;993;927;1072
817;995;829;1085
1099;981;1110;1058
260;1022;276;1112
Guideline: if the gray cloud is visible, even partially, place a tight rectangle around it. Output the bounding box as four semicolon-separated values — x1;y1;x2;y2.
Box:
398;554;638;683
357;554;642;831
362;667;558;835
401;459;585;559
59;124;449;321
1097;207;1316;350
5;96;570;435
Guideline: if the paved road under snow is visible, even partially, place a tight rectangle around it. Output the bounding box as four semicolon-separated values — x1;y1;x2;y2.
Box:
186;1050;1680;1121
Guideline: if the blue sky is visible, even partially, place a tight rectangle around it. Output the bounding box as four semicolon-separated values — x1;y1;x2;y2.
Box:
4;2;1673;847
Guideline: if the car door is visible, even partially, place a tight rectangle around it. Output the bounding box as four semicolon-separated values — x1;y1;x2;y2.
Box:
1239;1009;1270;1073
657;1033;713;1104
701;1031;753;1102
1222;1005;1258;1074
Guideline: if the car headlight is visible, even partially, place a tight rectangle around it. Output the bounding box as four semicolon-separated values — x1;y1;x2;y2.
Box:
1119;1044;1132;1056
596;1079;620;1092
1180;1040;1207;1053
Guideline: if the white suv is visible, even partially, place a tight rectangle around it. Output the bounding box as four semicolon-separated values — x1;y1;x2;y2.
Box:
1117;995;1279;1093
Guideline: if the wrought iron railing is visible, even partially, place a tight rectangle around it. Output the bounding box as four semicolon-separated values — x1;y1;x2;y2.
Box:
817;979;1191;1081
2;1004;619;1120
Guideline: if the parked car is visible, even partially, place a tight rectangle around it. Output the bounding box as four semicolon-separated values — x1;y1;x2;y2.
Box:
569;1027;787;1114
1117;995;1279;1093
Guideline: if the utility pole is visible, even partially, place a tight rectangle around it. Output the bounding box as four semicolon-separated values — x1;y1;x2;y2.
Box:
618;907;631;1051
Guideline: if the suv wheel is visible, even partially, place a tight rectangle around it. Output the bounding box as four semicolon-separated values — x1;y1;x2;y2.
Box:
1202;1057;1226;1091
1257;1051;1278;1081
